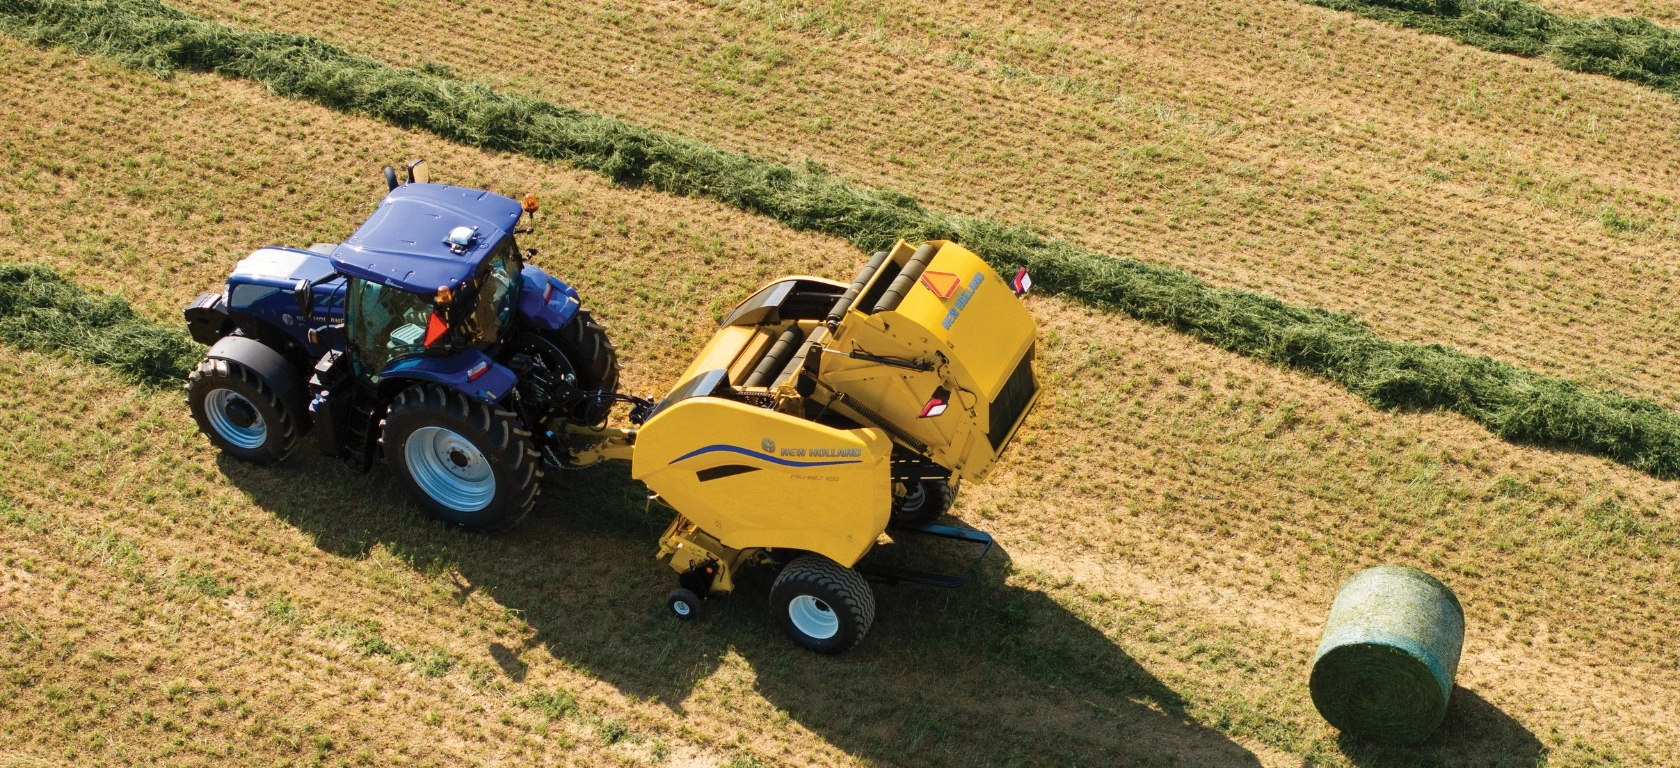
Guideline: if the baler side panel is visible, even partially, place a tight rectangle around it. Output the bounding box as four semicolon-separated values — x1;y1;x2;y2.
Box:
632;398;892;567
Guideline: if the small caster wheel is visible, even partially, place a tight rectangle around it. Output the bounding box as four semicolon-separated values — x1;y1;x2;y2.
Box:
667;588;703;621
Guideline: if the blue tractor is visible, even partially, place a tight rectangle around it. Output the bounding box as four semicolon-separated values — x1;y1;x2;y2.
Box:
183;162;628;530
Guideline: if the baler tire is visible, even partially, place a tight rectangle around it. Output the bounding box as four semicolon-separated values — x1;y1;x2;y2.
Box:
186;357;299;465
890;478;956;529
770;555;875;654
549;309;619;424
383;383;542;533
667;588;703;621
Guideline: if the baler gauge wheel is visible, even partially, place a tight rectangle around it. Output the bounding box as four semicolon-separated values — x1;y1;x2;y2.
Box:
667;588;703;621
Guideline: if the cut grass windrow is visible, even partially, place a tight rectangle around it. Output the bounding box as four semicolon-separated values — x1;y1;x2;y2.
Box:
0;263;200;387
1302;0;1680;97
5;0;1680;477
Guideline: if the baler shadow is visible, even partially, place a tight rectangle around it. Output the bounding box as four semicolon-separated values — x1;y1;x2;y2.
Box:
222;451;1261;768
1336;686;1545;768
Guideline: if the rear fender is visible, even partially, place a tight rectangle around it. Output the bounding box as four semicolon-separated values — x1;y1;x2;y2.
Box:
375;348;517;404
517;265;581;331
204;336;310;433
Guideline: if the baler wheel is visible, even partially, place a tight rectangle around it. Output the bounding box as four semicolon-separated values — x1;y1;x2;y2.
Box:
383;383;542;532
770;555;876;654
186;357;299;464
667;588;703;621
890;478;956;528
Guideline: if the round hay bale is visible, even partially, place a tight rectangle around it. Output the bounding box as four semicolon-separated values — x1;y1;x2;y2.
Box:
1309;565;1464;744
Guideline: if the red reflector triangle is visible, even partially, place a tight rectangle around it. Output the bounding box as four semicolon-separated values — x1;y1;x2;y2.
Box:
920;271;962;299
423;311;447;347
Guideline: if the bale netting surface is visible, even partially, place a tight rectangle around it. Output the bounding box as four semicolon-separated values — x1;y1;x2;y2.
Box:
1309;565;1465;745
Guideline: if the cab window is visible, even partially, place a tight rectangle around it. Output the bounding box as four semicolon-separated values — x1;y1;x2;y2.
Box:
457;240;520;347
346;277;433;381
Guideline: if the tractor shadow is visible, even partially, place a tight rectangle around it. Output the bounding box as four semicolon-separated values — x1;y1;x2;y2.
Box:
1335;687;1546;768
223;450;1262;767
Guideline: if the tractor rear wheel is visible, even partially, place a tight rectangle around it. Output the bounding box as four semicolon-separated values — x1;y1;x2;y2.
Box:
770;555;876;654
383;384;541;532
547;309;619;425
186;357;299;464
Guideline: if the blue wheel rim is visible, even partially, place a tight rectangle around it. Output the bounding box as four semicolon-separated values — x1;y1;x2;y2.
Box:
404;426;495;513
205;388;268;450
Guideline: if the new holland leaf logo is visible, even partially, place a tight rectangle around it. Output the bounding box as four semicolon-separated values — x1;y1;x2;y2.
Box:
920;270;962;299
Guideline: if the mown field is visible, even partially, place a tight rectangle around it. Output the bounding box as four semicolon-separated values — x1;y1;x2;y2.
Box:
1;1;1678;767
1537;0;1680;23
174;0;1680;411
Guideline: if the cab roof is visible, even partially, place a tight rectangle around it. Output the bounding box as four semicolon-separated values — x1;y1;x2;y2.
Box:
330;184;524;294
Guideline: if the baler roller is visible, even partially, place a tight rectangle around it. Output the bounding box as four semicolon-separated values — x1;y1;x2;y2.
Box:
827;250;890;325
745;325;806;388
871;243;940;314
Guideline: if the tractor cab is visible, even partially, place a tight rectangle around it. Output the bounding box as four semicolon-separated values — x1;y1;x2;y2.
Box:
327;183;528;388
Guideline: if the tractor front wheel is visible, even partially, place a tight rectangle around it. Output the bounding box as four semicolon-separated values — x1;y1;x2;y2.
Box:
186;357;299;464
383;384;542;532
770;555;876;654
547;309;619;425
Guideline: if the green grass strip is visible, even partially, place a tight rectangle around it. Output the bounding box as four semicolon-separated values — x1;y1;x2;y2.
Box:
4;0;1680;477
0;263;202;386
1302;0;1680;96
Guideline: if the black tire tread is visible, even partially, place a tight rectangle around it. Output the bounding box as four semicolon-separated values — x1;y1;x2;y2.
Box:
185;356;299;464
383;383;542;532
771;555;876;653
890;478;956;528
555;309;620;394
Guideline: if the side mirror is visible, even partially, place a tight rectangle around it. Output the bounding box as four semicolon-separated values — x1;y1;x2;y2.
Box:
294;278;312;317
383;166;399;191
406;158;429;185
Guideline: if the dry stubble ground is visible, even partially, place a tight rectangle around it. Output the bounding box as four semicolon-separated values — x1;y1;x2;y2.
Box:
0;10;1677;768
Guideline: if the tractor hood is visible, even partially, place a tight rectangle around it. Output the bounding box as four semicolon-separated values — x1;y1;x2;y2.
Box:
329;183;524;294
